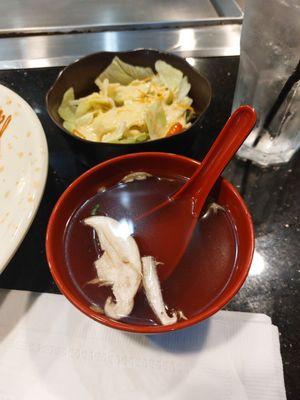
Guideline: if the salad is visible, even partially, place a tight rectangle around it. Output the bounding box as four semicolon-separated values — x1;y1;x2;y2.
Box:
58;57;195;143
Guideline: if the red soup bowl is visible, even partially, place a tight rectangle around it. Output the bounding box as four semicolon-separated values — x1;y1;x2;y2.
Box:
46;152;254;334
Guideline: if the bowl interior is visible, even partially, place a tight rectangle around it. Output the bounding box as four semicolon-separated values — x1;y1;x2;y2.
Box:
46;49;211;143
46;153;253;333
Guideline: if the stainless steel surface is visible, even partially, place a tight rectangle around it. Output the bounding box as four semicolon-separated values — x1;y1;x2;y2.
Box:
0;25;241;70
211;0;242;17
0;0;242;35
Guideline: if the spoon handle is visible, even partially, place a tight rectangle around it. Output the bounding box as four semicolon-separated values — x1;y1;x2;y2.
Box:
173;106;256;215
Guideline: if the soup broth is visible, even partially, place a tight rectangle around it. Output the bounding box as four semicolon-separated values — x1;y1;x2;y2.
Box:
65;175;237;325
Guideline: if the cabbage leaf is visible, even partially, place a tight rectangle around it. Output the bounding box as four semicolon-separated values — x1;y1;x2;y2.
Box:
58;87;76;121
97;57;154;85
155;60;183;93
145;102;167;140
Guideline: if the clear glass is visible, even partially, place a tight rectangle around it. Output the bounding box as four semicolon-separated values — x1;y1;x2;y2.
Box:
232;0;300;166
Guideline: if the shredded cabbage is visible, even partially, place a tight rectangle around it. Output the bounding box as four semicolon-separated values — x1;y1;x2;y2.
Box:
58;56;195;143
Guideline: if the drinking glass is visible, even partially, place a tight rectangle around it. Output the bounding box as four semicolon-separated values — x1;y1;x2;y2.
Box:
232;0;300;166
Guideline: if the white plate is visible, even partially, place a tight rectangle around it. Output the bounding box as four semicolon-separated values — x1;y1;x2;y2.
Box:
0;84;48;274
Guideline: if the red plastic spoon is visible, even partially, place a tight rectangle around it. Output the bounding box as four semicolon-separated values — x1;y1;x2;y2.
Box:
134;106;256;281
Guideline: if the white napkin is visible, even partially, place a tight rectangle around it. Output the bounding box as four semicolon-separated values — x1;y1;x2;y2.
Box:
0;289;286;400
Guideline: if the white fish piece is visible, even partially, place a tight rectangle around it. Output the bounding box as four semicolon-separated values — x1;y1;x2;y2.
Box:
84;216;142;320
121;171;152;183
201;202;226;219
142;256;177;326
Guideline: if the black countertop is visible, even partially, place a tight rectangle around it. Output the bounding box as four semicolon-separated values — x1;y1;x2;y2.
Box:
0;57;299;399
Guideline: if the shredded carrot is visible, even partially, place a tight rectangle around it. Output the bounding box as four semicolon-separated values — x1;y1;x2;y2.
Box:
73;129;85;139
166;122;183;136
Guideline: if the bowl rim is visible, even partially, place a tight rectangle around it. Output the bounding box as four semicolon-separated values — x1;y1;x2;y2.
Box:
46;152;254;334
45;48;212;147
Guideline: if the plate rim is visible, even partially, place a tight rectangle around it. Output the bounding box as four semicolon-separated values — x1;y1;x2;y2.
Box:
0;83;48;274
